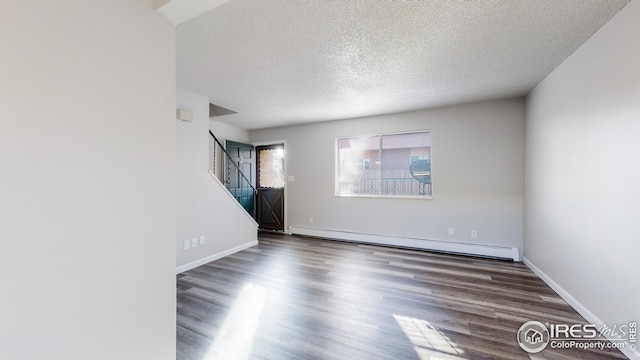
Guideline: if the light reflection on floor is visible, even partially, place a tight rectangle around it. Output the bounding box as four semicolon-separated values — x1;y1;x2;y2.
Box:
203;283;266;360
394;314;468;360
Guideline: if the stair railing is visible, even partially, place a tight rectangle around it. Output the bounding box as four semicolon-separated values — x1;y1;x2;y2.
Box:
209;130;257;218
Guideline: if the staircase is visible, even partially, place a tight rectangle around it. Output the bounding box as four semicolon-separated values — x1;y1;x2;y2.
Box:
208;130;257;219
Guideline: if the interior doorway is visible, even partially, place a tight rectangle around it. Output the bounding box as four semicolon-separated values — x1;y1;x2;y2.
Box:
255;144;285;231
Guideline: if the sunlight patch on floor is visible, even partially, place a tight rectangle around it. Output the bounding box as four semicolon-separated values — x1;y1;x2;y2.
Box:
394;314;469;360
204;283;266;360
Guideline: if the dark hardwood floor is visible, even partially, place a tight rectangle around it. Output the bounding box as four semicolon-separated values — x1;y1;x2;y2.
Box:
177;232;626;360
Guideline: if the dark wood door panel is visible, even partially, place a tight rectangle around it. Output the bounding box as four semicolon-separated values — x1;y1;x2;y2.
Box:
257;188;284;231
256;144;285;231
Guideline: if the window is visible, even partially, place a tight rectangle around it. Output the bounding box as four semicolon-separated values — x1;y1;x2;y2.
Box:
257;146;285;188
336;131;432;198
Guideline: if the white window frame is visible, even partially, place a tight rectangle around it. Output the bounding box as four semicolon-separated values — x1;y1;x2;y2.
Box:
335;130;432;199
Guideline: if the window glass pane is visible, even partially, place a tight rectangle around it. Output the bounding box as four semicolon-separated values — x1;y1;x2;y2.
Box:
381;132;431;196
258;148;285;188
337;136;379;195
336;131;431;198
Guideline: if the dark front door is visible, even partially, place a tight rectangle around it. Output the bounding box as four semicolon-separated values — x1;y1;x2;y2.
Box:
256;144;285;231
225;140;255;216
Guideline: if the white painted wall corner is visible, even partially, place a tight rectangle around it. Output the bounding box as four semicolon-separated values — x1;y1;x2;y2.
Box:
524;257;640;360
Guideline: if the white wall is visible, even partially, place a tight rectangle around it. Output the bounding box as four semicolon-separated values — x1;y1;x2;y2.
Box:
177;88;258;271
0;1;176;359
524;1;639;356
210;118;251;144
251;99;524;255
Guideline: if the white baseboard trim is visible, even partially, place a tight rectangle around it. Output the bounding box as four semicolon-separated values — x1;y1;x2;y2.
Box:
524;257;639;360
176;240;258;274
290;226;520;261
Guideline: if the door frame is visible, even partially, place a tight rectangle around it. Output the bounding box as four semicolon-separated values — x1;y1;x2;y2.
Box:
252;140;287;232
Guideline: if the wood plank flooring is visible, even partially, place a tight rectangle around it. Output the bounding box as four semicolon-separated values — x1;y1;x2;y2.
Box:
177;232;627;360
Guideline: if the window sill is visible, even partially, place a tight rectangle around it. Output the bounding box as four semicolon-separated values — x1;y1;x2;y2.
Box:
334;193;433;200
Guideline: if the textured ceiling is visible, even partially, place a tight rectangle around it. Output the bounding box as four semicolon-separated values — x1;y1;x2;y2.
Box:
176;0;628;130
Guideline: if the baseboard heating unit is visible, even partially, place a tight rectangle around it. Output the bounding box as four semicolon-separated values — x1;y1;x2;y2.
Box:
289;226;521;262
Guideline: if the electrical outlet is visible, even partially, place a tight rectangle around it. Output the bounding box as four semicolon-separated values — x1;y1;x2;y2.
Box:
471;230;478;239
199;236;205;245
183;240;190;250
191;238;198;248
448;227;454;235
309;217;314;224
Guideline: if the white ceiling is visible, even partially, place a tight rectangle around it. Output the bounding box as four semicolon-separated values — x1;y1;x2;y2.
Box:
175;0;628;130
